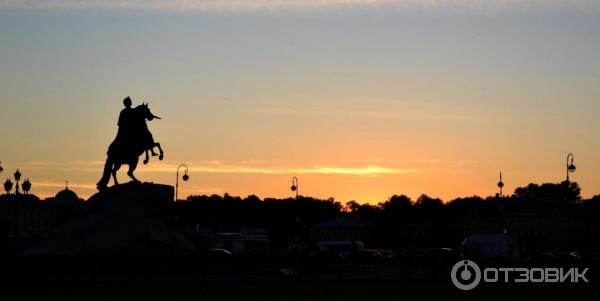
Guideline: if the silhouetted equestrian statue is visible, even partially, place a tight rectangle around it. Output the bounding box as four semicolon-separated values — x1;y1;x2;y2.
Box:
97;97;164;191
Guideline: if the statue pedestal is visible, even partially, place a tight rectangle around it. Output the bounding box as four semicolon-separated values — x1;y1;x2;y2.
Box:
24;182;197;256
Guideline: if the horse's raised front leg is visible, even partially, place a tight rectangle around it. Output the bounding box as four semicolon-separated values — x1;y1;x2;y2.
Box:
112;163;122;186
150;144;158;156
127;159;141;183
155;142;164;161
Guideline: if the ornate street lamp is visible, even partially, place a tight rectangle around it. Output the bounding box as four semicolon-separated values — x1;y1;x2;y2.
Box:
4;179;13;195
175;164;189;202
566;153;576;182
291;177;299;199
22;179;31;195
14;169;21;195
497;172;504;198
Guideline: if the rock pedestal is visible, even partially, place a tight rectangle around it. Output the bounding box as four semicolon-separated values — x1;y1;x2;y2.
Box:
24;182;197;256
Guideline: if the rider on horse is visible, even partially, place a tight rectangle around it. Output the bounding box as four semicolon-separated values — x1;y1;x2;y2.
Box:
109;97;159;160
97;97;164;190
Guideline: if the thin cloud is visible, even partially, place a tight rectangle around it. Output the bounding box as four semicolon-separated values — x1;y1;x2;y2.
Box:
16;160;418;176
290;165;414;175
137;162;417;176
179;185;224;195
1;0;598;13
32;180;97;190
17;161;105;172
20;161;415;200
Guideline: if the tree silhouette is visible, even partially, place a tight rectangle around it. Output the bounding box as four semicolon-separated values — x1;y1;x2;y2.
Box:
378;195;413;222
513;182;581;205
172;186;600;252
415;194;443;218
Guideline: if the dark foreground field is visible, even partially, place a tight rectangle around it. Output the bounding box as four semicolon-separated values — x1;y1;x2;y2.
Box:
0;280;596;301
1;256;597;300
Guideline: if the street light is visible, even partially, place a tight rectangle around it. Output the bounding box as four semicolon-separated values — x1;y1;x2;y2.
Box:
291;177;299;199
566;153;576;182
22;179;31;195
290;176;302;272
4;179;13;195
497;172;504;198
14;169;21;195
175;164;189;202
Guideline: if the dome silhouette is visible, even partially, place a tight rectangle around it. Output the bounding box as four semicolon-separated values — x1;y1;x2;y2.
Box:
53;185;80;205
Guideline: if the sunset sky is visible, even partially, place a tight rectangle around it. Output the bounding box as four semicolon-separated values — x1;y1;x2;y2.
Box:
1;0;599;203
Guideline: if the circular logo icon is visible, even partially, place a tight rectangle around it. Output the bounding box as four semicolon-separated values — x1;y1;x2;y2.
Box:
451;260;481;291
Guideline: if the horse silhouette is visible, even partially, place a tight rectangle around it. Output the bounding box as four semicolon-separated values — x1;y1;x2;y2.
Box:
97;103;164;191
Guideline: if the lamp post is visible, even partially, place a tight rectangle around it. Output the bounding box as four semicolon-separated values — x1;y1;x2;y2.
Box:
291;177;299;199
290;176;302;275
497;172;504;198
22;179;31;195
566;153;576;182
4;179;13;194
175;164;189;202
14;170;21;195
12;169;22;253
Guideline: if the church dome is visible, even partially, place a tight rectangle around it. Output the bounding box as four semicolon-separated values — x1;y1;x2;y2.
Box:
56;188;78;200
54;185;80;205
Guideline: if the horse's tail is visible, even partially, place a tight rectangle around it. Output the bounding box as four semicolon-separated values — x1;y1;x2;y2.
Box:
96;157;113;191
